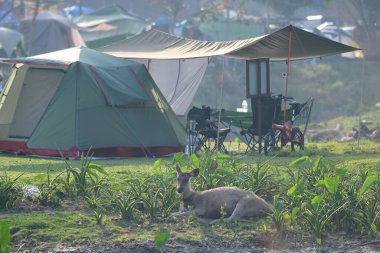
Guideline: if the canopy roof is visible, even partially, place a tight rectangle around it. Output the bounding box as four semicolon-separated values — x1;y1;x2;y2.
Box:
100;25;360;61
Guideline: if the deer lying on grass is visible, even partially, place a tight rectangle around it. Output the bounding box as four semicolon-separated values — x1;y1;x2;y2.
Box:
171;166;272;224
310;123;344;142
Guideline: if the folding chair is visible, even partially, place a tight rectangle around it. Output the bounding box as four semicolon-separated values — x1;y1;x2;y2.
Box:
241;96;283;153
186;106;230;154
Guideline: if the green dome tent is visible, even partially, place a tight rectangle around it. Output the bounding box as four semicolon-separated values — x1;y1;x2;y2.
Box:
0;47;185;158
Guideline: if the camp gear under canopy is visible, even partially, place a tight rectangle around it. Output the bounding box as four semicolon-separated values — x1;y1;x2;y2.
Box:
0;47;186;158
100;25;360;116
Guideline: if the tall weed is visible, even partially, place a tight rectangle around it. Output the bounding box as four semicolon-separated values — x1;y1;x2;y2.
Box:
0;172;22;210
35;166;63;207
0;221;10;253
64;151;108;197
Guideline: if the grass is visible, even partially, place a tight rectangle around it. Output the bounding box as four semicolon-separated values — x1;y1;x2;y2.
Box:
308;109;380;134
0;141;380;251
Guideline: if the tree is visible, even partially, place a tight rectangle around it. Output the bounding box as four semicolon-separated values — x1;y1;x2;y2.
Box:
151;0;190;31
253;0;313;17
342;0;380;59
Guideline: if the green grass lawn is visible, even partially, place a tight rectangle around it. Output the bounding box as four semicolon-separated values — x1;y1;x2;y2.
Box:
1;140;380;252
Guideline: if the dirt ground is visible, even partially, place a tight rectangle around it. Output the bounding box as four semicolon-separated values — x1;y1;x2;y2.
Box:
18;234;380;253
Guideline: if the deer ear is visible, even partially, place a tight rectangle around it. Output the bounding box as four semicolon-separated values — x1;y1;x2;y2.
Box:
176;165;182;173
190;168;200;177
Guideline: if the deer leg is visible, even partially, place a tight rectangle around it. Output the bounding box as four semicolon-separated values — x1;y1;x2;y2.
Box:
210;200;247;224
210;196;271;224
170;208;204;217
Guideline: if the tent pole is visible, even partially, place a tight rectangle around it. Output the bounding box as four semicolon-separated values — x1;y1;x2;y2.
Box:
283;31;292;124
357;51;366;148
216;55;226;151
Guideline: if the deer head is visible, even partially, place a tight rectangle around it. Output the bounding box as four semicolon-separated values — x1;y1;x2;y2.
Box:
176;165;199;194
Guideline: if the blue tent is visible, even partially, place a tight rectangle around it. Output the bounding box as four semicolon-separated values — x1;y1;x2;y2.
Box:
0;0;19;29
61;5;94;20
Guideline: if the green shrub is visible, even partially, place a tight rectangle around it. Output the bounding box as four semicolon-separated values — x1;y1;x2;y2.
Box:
113;191;135;220
35;166;63;207
64;151;108;197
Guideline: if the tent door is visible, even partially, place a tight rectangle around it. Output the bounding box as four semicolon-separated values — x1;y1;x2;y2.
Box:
9;68;64;139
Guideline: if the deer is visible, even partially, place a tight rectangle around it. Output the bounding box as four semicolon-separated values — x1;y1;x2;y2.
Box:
310;122;344;142
171;165;272;224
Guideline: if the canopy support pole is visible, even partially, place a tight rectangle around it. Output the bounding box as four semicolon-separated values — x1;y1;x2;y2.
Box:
283;31;292;124
357;50;366;148
216;55;226;151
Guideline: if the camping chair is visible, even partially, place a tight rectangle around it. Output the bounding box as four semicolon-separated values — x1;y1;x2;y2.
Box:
210;109;258;153
290;97;314;137
231;96;282;153
186;106;230;154
208;96;282;154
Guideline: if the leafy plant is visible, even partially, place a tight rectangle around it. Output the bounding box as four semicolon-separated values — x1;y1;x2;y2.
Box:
113;191;135;220
355;197;380;237
154;227;170;252
270;195;289;236
35;166;63;207
287;156;332;186
354;173;380;237
0;221;10;253
300;194;346;245
141;188;161;220
124;178;149;203
64;151;108;197
195;165;236;190
239;162;273;195
85;194;100;209
129;160;179;219
93;209;104;225
157;177;178;217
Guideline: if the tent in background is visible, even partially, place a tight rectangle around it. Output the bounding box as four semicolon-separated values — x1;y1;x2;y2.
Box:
20;11;86;56
100;25;360;116
0;27;26;57
74;4;149;48
0;0;20;30
61;5;94;20
0;47;185;158
194;12;265;41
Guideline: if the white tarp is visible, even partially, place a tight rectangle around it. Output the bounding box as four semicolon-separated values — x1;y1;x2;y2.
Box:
134;58;209;116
